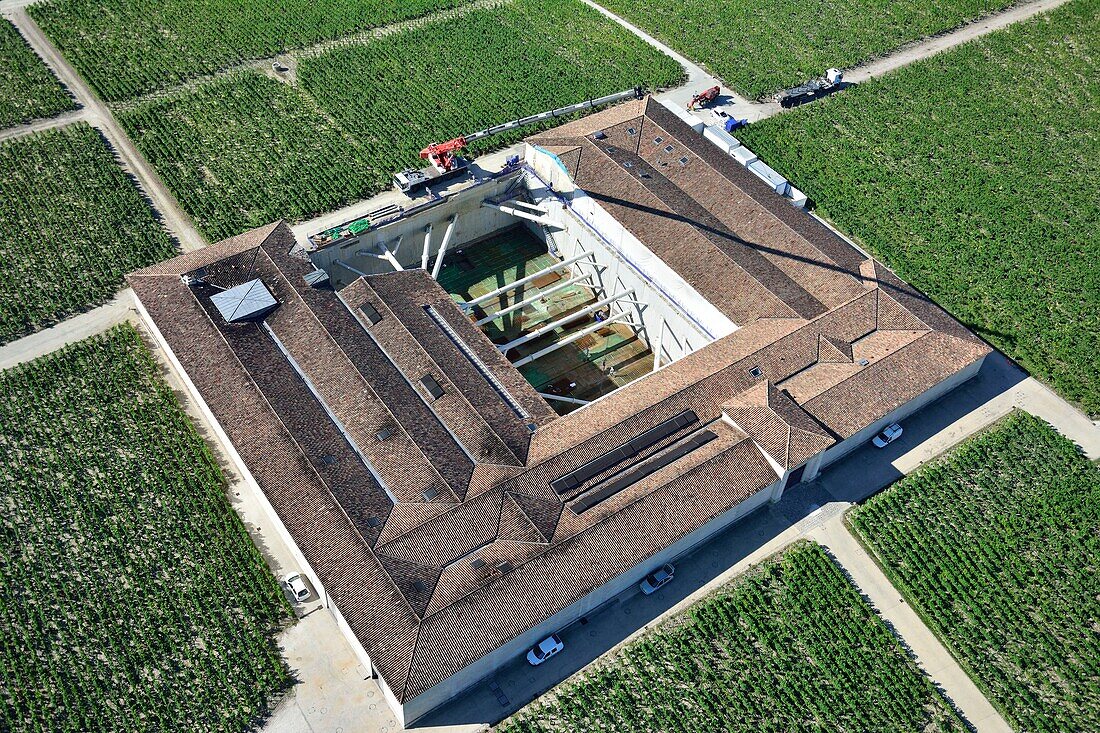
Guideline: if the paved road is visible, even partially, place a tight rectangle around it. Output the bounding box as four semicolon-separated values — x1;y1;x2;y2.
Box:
810;521;1012;732
4;9;207;253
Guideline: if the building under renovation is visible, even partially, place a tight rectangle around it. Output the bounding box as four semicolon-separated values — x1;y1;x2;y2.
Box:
128;96;989;725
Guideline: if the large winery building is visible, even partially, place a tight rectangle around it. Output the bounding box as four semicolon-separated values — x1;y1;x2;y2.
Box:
129;97;989;725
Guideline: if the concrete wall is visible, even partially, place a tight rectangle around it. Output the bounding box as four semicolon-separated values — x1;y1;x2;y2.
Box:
307;174;522;288
526;147;737;364
817;355;985;471
402;473;781;723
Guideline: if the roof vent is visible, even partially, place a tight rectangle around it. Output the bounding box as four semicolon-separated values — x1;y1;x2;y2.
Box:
748;365;764;379
626;127;637;135
858;358;870;366
420;374;445;400
359;301;383;325
210;278;278;323
654;136;664;144
593;131;607;140
422;488;439;501
375;426;395;442
664;145;674;154
366;516;382;528
470;558;486;570
679;156;690;166
181;267;207;286
412;580;428;593
623;161;633;168
321;454;338;466
496;561;514;574
302;269;329;287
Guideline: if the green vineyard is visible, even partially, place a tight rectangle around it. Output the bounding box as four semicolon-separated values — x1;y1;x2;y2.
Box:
0;124;175;344
500;542;964;733
30;0;464;101
120;0;682;241
118;71;374;242
851;411;1100;732
738;0;1100;415
0;18;74;128
599;0;1011;98
0;326;293;732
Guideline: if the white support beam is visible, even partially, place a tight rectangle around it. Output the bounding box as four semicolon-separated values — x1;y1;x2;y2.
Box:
333;259;368;278
537;393;591;406
653;317;667;371
464;251;594;310
512;311;630;367
483;201;557;227
498;290;634;354
420;223;433;270
355;238;404;272
507;199;549;214
474;272;594;327
431;216;459;280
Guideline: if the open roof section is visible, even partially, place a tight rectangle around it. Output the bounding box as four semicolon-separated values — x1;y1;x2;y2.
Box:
128;96;989;703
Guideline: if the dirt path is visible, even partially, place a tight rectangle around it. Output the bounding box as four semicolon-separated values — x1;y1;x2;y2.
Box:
846;0;1070;84
0;290;136;371
810;520;1013;732
0;107;86;142
4;8;207;253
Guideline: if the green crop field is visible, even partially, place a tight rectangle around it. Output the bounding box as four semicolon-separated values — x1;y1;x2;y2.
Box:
0;124;174;344
500;542;964;733
120;0;682;242
118;71;374;242
598;0;1012;99
738;0;1100;415
0;18;74;128
30;0;464;102
850;411;1100;732
0;325;293;732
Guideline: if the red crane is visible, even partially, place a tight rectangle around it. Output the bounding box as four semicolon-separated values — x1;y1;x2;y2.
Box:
688;86;720;111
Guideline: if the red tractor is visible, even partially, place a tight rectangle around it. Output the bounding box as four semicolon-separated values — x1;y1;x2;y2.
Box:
688;86;721;111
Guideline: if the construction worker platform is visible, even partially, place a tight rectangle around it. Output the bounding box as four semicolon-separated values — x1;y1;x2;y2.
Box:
438;226;653;415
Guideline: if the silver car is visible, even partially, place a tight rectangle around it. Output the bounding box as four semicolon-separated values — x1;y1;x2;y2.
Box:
640;564;675;595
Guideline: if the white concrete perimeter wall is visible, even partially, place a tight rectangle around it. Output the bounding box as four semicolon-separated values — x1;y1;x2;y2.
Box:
132;297;398;718
402;474;780;723
307;176;521;288
526;146;737;365
816;355;985;472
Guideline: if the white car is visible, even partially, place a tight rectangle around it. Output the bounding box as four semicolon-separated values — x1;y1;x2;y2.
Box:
283;572;311;603
640;564;675;595
526;634;564;666
872;423;903;448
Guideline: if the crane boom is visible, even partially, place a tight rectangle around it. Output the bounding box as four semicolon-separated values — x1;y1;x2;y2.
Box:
419;86;644;172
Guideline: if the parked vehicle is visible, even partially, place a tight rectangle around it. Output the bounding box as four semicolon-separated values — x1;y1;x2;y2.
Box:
872;423;903;448
526;634;564;665
282;572;311;602
640;563;675;595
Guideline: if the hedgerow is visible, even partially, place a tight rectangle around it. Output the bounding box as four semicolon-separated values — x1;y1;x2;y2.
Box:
0;325;293;732
29;0;465;102
0;18;74;128
500;542;964;733
739;0;1100;415
850;411;1100;731
0;124;174;344
599;0;1012;98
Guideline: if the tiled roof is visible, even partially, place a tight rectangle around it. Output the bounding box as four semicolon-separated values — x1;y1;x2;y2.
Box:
129;96;989;704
